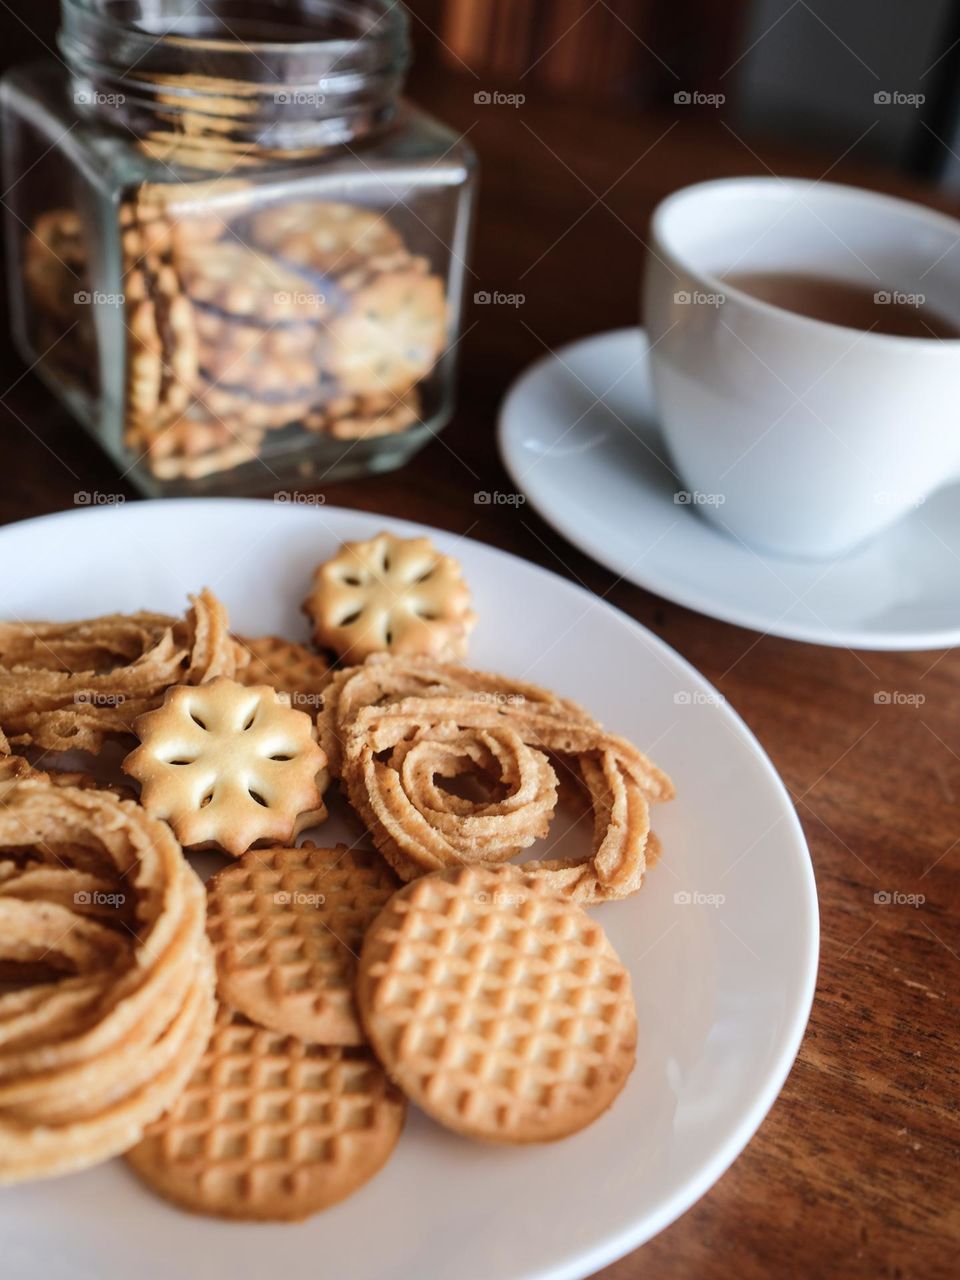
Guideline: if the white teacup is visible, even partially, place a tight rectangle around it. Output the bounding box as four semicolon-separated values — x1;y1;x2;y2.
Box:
643;177;960;559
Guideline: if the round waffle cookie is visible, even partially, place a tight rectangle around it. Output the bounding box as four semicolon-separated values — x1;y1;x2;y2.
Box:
357;865;638;1144
206;843;399;1044
125;1005;406;1220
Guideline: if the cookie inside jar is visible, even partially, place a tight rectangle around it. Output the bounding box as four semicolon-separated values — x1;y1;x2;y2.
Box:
3;0;476;494
119;179;459;484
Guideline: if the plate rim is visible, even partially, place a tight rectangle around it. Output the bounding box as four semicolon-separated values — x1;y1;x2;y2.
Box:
498;325;960;652
0;498;820;1279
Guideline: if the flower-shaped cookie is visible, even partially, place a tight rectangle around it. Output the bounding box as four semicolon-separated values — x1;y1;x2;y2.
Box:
303;532;477;662
123;677;328;857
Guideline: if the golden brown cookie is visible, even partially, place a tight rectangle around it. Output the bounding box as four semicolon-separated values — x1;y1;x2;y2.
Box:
148;260;198;418
309;387;421;440
251;200;404;274
132;178;249;255
139;412;263;481
123;677;328;857
193;309;319;395
120;205;199;435
24;209;88;320
303;531;476;662
125;1005;406;1220
124;290;164;431
179;241;326;326
358;865;638;1144
234;634;331;711
327;267;447;396
193;377;319;433
206;843;399;1044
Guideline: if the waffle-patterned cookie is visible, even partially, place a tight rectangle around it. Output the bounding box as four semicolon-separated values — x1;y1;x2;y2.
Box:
125;1006;406;1220
206;843;399;1044
357;865;637;1144
234;635;331;713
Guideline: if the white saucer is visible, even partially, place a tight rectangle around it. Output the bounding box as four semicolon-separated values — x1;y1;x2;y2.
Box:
498;327;960;649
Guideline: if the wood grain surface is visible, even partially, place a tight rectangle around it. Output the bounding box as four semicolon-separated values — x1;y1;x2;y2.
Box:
0;51;957;1280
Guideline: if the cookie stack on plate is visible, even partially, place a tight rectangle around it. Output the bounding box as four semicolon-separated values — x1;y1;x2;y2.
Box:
0;529;672;1221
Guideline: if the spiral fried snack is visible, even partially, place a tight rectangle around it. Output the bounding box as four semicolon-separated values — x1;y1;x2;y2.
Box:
317;655;588;778
320;656;673;903
0;780;215;1184
0;588;247;753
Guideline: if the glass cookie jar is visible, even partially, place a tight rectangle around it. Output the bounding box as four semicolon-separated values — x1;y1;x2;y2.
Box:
1;0;476;494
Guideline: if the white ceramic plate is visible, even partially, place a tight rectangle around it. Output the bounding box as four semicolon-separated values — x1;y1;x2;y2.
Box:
0;500;818;1280
499;327;960;650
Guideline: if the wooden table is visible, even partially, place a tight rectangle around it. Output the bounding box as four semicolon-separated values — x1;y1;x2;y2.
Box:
2;63;958;1280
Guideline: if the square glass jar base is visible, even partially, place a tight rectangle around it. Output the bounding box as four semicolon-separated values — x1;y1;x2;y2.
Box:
123;418;444;498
